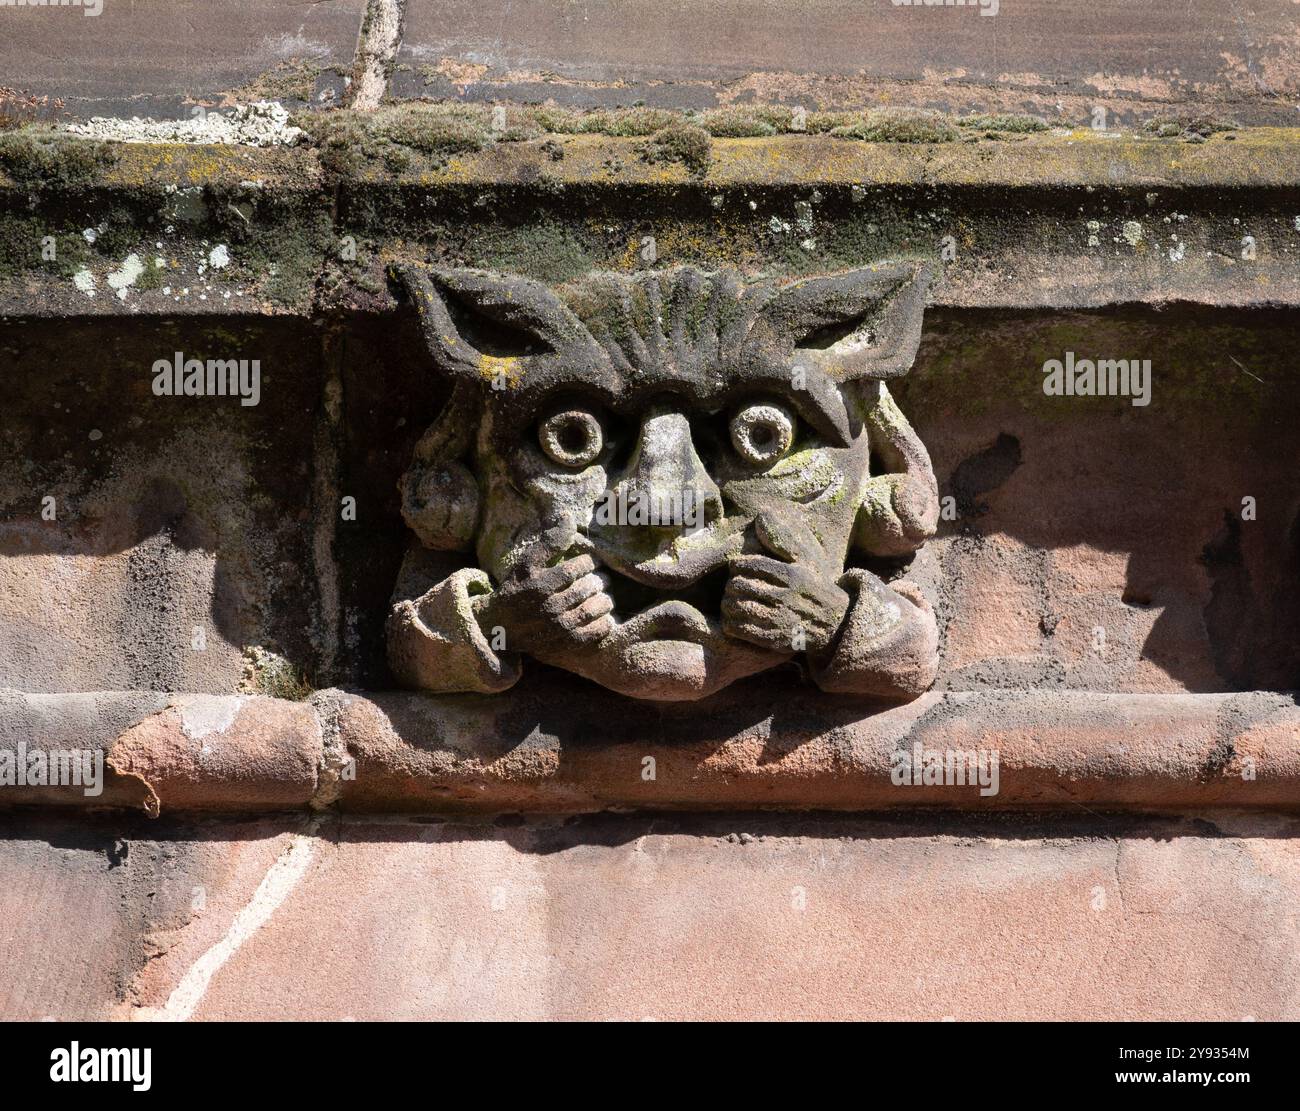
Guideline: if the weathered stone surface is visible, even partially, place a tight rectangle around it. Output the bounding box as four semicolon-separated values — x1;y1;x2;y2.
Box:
0;691;323;813
0;690;163;810
903;306;1300;695
3;812;1296;1021
0;814;301;1020
107;696;322;815
0;0;367;118
2;125;1297;321
3;1;1299;1028
396;0;1300;126
5;0;1299;127
0;317;329;692
330;686;1300;812
2;687;1297;814
6;303;1295;699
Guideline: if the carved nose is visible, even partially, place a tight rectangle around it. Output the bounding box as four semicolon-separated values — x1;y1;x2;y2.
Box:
625;409;724;527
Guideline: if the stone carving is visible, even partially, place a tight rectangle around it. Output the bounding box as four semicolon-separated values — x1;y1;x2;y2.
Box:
386;262;941;701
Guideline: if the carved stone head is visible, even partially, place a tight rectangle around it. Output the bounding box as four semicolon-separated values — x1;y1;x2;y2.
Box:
389;262;941;701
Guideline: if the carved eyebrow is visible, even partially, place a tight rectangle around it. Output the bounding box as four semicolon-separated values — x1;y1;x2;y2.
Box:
503;364;852;446
478;340;852;444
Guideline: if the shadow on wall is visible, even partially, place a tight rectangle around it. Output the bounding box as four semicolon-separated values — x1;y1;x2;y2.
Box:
894;305;1300;694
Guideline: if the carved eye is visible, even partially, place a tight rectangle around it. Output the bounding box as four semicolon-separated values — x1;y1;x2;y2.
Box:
539;408;604;468
729;401;796;466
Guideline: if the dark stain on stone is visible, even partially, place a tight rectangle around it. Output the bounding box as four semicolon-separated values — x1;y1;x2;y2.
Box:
1199;510;1252;690
1281;507;1300;690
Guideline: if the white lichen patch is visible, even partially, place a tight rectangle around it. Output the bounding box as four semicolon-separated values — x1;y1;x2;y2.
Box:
208;244;231;269
1121;221;1143;247
72;268;96;298
106;253;145;300
794;200;815;235
174;694;246;741
64;100;305;147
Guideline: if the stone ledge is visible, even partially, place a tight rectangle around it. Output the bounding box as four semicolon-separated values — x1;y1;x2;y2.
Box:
1;687;1296;815
331;128;1300;189
2;127;1297;317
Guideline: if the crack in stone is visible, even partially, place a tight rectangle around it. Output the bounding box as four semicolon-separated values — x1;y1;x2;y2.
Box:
131;820;325;1022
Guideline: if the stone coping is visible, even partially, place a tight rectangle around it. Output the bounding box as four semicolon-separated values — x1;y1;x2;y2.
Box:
2;125;1298;317
0;687;1296;816
4;122;1293;189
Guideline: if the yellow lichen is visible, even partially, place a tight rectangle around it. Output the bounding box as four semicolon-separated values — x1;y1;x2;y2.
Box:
478;354;524;388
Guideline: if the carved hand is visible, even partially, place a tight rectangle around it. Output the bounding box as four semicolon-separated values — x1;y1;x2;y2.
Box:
721;513;850;656
473;528;615;654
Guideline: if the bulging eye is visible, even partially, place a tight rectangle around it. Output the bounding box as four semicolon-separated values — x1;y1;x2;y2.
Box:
539;408;604;468
729;401;796;466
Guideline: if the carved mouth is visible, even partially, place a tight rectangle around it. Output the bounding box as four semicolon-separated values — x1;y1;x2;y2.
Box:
587;519;746;590
603;567;730;642
621;600;715;644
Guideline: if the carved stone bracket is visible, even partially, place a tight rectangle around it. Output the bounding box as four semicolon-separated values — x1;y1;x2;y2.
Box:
387;263;942;701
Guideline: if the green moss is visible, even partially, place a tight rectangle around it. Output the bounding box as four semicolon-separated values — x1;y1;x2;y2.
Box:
227;60;323;104
829;109;959;143
239;646;313;701
638;124;712;175
0;132;117;187
305;104;557;173
291;105;1292;188
378;104;493;156
699;106;785;138
524;105;585;133
574;107;680;137
134;255;168;292
957;114;1049;134
1143;114;1241;141
86;205;146;259
197;181;333;305
467;218;595;284
0;218;90;280
380;144;413;172
804;112;855;134
682;281;711;340
246;221;333;304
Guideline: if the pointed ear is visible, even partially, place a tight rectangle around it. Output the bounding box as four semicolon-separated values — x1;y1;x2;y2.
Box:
758;261;934;381
389;265;594;381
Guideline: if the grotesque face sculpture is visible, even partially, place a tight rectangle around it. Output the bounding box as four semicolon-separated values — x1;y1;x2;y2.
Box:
387;262;941;702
